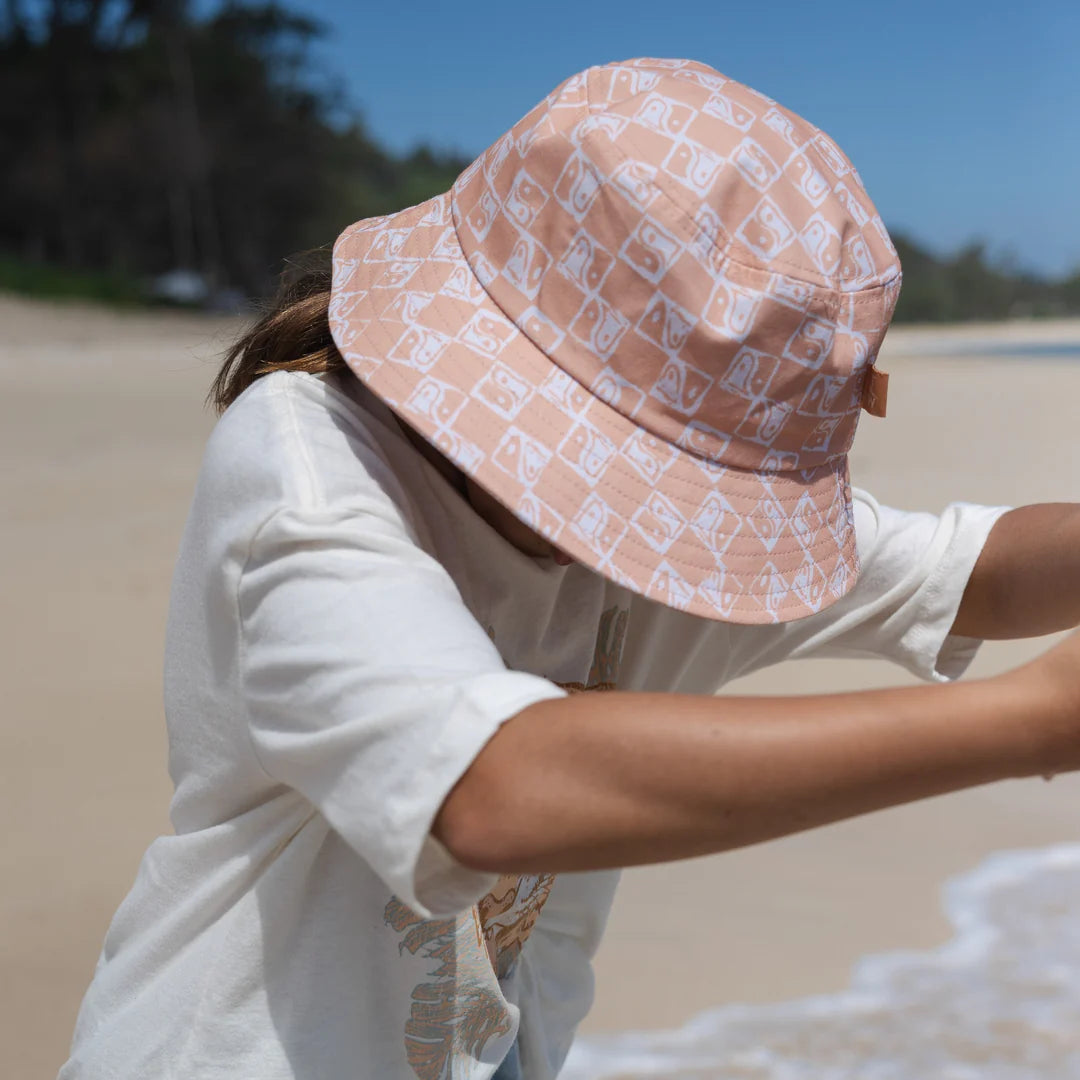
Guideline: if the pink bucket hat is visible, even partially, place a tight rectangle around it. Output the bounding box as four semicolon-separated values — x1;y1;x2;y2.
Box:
329;58;901;624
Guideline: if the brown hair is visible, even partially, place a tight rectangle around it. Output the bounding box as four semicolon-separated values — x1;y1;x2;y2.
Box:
207;250;348;415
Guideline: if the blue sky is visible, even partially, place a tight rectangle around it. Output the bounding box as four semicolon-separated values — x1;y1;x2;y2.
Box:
254;0;1079;276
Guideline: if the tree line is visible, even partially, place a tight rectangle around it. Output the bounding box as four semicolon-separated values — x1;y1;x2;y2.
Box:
0;0;467;301
2;0;1077;320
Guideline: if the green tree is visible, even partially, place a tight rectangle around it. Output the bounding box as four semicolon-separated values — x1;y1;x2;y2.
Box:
0;0;466;298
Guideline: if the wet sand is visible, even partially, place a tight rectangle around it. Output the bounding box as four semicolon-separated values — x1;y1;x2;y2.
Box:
1;294;1078;1076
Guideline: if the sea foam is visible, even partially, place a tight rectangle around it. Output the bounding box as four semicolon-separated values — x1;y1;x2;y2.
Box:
562;845;1080;1079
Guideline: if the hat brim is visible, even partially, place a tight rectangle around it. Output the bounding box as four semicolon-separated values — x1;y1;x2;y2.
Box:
330;193;858;624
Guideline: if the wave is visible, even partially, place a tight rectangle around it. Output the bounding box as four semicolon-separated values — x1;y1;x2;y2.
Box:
562;844;1080;1079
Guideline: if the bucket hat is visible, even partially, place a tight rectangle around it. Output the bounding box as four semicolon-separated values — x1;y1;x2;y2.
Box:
329;57;901;624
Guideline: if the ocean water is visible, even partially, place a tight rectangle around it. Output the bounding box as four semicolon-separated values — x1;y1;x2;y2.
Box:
897;340;1080;360
968;343;1080;359
562;845;1080;1079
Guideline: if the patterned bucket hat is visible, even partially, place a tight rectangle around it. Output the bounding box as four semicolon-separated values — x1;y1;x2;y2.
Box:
329;58;901;624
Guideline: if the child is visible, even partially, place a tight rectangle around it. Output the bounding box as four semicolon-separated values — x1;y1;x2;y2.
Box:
59;58;1080;1080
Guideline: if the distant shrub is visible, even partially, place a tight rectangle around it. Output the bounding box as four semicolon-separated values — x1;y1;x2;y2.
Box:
0;257;145;306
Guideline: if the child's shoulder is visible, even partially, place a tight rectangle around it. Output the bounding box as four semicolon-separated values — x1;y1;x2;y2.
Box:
215;369;380;445
199;371;401;518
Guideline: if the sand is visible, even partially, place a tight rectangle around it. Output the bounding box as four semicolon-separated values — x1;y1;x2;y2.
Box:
1;292;1079;1077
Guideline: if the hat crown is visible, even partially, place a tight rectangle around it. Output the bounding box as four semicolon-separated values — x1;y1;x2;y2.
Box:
452;58;901;473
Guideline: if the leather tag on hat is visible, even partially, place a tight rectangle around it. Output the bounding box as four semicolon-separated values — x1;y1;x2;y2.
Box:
861;364;889;418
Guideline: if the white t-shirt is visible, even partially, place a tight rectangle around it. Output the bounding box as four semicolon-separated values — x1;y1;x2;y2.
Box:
59;370;1009;1080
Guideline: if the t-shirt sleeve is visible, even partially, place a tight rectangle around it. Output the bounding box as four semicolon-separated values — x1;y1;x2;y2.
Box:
730;488;1012;683
236;502;566;920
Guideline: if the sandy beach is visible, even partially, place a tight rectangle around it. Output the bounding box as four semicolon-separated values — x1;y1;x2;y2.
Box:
3;293;1080;1078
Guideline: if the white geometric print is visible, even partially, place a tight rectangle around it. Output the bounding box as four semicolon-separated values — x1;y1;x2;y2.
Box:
732;137;781;191
800;212;843;277
591;367;647;417
620;219;684;284
786;153;830;207
783;316;835;370
736;197;796;260
664;138;725;196
702;279;761;342
623;429;677;484
651;357;714;416
387;326;449;372
611;159;661;210
403;377;466;428
570;297;630;359
571;492;628;560
558;420;617;486
690;492;742;555
631;490;688;554
492;428;552;486
638;294;697;354
703;92;756;131
554;152;601;220
475;364;531;421
558;231;615;293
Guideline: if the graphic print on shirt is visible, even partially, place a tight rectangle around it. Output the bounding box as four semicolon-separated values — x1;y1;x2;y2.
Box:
386;604;629;1078
558;603;629;693
384;898;513;1080
477;873;556;980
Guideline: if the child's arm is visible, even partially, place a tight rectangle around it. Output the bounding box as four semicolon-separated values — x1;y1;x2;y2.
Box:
952;503;1080;639
435;629;1080;875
